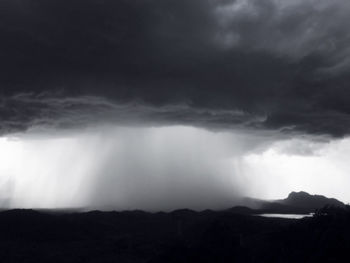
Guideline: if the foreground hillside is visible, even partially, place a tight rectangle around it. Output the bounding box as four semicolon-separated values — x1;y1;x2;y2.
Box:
0;205;349;262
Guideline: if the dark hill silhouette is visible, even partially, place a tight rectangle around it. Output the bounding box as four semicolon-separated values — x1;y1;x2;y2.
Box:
0;204;350;262
242;191;345;214
280;191;345;209
0;192;348;262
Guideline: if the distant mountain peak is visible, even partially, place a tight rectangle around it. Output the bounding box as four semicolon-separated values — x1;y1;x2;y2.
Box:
288;191;310;198
240;191;345;214
286;191;315;201
282;191;344;210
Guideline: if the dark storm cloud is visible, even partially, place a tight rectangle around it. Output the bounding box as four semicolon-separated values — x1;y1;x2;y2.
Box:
1;0;350;136
215;0;350;67
0;93;265;135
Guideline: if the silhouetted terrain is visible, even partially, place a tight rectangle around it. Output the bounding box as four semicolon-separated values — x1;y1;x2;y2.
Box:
0;192;349;262
242;191;345;214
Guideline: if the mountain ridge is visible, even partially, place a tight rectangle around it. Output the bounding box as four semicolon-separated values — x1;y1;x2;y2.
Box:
239;191;345;214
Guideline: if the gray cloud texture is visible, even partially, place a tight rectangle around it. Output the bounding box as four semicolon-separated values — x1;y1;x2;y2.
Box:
1;0;350;136
215;0;350;69
0;93;266;135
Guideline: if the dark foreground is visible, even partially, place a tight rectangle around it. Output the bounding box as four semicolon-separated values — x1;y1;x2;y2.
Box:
0;206;349;263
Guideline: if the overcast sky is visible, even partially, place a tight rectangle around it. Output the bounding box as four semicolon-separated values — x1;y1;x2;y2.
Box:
1;0;350;210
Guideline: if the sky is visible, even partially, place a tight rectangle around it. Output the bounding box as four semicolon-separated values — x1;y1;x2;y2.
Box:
1;0;350;210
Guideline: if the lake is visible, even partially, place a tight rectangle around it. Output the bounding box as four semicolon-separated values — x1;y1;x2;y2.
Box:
257;213;314;219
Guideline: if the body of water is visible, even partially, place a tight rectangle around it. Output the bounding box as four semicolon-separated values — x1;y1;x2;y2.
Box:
257;213;314;219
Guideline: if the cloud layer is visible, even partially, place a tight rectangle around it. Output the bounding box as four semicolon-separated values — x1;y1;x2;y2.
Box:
1;0;350;136
0;93;267;135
